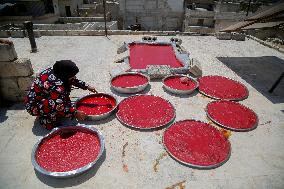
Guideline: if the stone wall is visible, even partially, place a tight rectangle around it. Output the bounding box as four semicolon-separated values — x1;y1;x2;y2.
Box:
0;39;34;103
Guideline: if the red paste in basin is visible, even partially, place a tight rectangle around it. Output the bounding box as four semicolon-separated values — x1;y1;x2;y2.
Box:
164;76;197;90
36;130;101;172
77;94;116;115
198;76;248;100
117;95;175;129
129;43;183;69
207;100;258;131
111;74;148;88
163;120;230;167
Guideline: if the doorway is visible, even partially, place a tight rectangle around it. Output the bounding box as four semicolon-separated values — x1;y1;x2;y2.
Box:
65;6;71;17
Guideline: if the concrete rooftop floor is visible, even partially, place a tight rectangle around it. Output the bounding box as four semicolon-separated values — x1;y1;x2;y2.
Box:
0;35;284;189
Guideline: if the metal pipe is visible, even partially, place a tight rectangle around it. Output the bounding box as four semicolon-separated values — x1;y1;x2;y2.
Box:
23;21;37;53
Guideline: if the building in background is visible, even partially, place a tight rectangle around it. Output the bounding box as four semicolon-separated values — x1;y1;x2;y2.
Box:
119;0;184;31
58;0;83;17
183;0;215;33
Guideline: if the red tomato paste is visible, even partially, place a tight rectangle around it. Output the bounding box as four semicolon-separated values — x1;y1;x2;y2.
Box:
198;76;248;100
36;130;101;172
117;95;175;129
111;74;148;88
207;100;258;131
164;76;197;90
163;120;230;167
77;94;116;115
129;43;183;69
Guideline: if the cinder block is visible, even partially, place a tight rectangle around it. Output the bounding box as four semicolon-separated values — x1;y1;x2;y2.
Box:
0;40;17;62
232;33;245;41
117;42;128;54
216;32;232;40
189;58;202;77
18;76;34;91
0;58;34;78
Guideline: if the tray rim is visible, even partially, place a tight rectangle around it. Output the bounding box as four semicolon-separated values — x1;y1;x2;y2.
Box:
75;93;118;120
110;72;150;94
198;75;249;101
205;100;259;132
162;119;231;169
116;94;176;130
162;74;199;95
31;124;105;178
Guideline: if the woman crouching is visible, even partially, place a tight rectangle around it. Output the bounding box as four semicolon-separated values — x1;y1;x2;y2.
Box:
25;60;97;130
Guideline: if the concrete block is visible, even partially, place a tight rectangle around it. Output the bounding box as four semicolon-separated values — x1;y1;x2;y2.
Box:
216;32;232;40
0;58;34;78
189;58;202;77
10;30;25;38
232;33;245;41
18;76;34;91
0;40;17;62
117;42;128;54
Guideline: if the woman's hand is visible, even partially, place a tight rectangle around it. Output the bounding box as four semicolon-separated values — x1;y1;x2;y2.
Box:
87;86;98;93
75;110;87;121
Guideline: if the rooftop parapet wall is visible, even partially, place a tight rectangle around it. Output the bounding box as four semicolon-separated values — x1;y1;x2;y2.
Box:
185;9;215;18
58;15;111;23
0;39;34;103
0;30;215;38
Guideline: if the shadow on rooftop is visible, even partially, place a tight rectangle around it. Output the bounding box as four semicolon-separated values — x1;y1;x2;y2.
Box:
0;103;25;124
35;149;106;187
217;56;284;104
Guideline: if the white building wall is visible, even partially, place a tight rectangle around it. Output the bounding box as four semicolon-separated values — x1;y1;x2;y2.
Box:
119;0;184;31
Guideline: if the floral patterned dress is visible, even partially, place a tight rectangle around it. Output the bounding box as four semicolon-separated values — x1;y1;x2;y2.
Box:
25;67;87;129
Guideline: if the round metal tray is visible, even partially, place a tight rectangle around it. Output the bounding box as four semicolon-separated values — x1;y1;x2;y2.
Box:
110;72;150;94
75;93;117;121
163;119;231;169
162;74;199;95
116;94;176;130
31;125;105;178
205;101;259;132
198;76;249;101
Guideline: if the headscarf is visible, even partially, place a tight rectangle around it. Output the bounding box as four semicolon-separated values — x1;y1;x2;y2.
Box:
53;60;79;92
